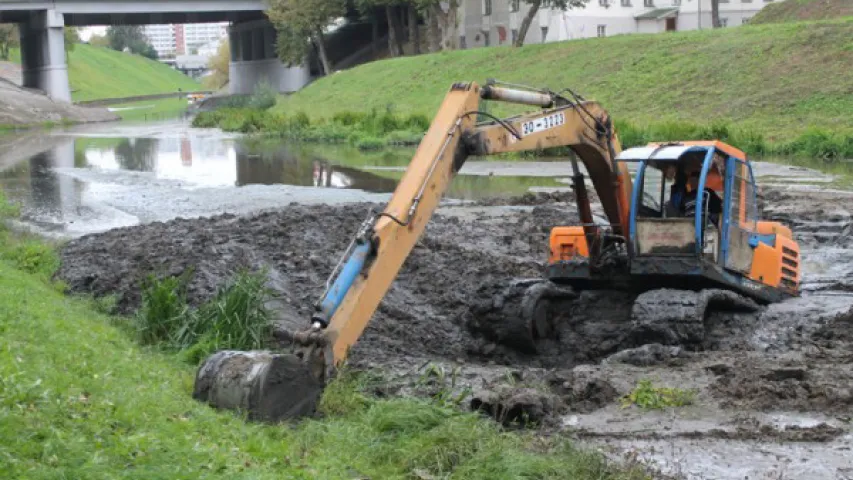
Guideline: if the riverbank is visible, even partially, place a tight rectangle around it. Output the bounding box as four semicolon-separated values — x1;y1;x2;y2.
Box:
0;78;118;130
272;18;852;145
193;106;853;159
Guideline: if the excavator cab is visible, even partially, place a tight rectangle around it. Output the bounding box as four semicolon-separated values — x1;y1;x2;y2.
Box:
619;141;800;302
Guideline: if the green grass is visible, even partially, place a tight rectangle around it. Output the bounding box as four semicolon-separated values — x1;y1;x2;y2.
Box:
9;44;199;102
751;0;853;24
621;380;697;410
108;97;191;121
277;19;853;143
0;193;646;479
134;271;274;364
195;106;853;159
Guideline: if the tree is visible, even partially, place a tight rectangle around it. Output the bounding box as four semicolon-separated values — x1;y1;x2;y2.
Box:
266;0;346;76
711;0;722;28
106;25;158;58
204;41;230;90
407;4;421;55
64;27;79;56
514;0;589;47
88;34;110;48
0;24;19;61
355;0;407;57
416;0;459;52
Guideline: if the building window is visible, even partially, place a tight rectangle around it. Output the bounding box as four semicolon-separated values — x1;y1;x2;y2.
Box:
484;0;492;16
672;0;681;5
511;0;520;12
719;18;728;27
599;0;609;5
541;26;549;41
597;25;606;37
644;0;654;6
742;0;752;3
621;0;632;5
483;31;490;46
460;35;467;49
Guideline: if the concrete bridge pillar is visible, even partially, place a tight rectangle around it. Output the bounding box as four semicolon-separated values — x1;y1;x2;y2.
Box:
228;20;311;95
19;10;72;103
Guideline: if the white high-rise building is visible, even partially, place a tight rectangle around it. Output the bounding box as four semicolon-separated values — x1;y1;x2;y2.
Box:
144;24;176;57
143;23;228;58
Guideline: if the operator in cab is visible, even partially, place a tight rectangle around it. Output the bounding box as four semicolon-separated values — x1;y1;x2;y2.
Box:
683;171;723;227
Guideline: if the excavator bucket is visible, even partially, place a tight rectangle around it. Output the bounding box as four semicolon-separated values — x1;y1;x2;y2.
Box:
192;349;327;422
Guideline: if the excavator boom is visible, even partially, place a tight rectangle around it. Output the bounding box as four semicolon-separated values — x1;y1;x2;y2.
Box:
192;81;635;421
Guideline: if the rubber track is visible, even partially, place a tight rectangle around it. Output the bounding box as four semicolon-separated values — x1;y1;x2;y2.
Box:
630;288;760;346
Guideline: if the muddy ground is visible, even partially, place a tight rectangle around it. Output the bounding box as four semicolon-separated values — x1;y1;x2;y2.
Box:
57;186;853;479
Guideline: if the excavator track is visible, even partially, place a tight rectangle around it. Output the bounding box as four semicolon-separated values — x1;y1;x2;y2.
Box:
629;288;761;347
467;279;577;353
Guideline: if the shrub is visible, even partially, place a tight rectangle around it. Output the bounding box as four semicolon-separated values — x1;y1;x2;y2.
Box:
132;270;273;363
134;274;191;346
1;241;59;278
331;111;366;126
621;379;696;409
354;135;385;151
247;81;278;110
385;129;424;146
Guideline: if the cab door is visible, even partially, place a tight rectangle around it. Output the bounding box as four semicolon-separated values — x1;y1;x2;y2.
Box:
721;157;758;274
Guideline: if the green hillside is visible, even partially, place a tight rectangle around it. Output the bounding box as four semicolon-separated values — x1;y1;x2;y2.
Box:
9;44;199;102
278;19;853;141
751;0;853;24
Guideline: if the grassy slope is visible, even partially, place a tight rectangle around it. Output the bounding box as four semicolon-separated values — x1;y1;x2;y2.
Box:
279;19;853;141
0;238;642;479
67;45;199;102
751;0;853;24
8;45;199;102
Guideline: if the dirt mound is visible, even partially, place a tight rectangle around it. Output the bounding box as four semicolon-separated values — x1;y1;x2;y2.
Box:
710;358;853;413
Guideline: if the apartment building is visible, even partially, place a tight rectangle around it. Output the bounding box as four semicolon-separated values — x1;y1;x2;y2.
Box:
143;23;228;58
459;0;772;48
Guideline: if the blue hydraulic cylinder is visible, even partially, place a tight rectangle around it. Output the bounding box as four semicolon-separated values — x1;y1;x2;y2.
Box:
312;241;372;327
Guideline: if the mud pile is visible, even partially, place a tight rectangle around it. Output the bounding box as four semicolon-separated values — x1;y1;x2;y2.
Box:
57;186;853;371
57;201;578;366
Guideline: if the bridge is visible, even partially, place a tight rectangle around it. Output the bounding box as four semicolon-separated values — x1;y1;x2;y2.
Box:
0;0;311;102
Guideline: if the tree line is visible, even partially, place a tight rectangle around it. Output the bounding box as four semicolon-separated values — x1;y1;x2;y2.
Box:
267;0;731;77
266;0;595;76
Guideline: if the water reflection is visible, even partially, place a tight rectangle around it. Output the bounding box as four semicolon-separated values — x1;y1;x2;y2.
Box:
0;132;567;236
234;142;399;192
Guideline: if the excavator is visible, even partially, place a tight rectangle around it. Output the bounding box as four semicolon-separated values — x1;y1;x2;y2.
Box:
192;80;801;421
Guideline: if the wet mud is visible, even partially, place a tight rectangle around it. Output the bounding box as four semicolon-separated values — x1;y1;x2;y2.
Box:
56;184;853;479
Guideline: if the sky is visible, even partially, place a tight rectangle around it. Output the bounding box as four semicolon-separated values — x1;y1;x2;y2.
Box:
78;26;107;41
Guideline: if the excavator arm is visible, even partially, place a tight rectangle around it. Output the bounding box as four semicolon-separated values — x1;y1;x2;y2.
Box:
192;81;633;421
